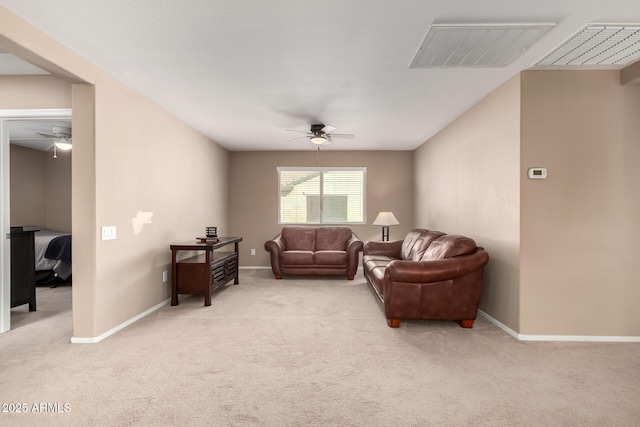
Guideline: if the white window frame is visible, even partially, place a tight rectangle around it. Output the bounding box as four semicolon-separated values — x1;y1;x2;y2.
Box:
277;166;367;225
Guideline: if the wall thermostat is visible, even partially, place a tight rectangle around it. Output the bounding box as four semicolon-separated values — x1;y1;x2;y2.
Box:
528;167;547;179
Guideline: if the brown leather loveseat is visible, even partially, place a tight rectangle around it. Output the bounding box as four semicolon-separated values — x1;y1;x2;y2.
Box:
265;226;363;280
363;229;489;328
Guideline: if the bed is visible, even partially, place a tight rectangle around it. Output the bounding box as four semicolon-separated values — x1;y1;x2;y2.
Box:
33;227;72;285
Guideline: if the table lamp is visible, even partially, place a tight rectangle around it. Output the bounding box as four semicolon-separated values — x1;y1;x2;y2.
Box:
373;211;399;241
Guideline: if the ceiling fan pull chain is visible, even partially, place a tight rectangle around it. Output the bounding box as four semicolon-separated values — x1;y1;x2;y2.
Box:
53;145;57;159
316;146;319;164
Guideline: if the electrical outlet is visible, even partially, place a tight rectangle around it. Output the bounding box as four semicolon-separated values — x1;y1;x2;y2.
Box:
251;248;256;256
162;271;168;283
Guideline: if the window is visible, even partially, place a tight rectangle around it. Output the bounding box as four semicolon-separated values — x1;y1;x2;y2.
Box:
278;167;366;224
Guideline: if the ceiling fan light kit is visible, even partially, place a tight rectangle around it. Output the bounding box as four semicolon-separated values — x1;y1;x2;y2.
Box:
285;123;354;147
54;141;73;151
310;136;328;145
36;125;73;157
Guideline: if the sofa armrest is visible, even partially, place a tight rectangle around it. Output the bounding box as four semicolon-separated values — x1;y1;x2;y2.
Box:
264;233;285;252
346;233;364;253
346;233;364;276
385;249;489;283
363;240;402;259
264;234;285;276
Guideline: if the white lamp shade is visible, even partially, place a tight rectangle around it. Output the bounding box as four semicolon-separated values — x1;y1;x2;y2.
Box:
372;211;399;226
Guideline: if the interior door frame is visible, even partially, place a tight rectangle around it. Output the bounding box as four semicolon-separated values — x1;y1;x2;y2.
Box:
0;108;72;333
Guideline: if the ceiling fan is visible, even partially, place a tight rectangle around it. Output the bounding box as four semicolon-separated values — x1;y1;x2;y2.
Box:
286;124;354;146
37;126;72;158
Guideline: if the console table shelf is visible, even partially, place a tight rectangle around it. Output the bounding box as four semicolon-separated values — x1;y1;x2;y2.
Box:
170;237;242;306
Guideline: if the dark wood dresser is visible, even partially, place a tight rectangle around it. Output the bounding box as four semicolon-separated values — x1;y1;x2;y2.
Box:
10;227;37;311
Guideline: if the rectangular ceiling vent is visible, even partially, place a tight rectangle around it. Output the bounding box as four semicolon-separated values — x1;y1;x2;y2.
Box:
410;24;554;69
536;24;640;68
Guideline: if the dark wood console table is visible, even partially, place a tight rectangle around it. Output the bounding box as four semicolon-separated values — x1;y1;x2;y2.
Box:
170;237;242;306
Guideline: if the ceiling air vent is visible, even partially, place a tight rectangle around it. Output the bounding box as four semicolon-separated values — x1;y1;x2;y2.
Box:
410;24;554;69
536;24;640;68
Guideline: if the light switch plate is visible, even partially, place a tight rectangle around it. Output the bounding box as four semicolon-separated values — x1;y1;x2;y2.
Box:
101;226;117;240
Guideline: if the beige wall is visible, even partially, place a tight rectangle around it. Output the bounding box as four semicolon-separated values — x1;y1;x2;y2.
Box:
229;151;414;267
44;149;72;231
91;80;229;336
414;75;521;332
415;70;640;337
9;145;46;227
70;84;96;338
9;144;72;231
1;7;229;339
0;75;72;108
620;60;640;86
520;71;640;336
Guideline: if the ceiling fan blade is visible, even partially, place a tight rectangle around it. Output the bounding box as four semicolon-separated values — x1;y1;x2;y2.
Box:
285;129;311;134
321;125;336;134
36;132;58;139
288;136;309;142
327;133;355;139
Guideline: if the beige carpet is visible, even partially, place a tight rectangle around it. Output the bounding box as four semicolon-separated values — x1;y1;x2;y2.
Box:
1;270;638;426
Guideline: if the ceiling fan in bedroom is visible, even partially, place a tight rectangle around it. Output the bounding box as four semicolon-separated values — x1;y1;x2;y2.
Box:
37;126;72;158
286;124;355;146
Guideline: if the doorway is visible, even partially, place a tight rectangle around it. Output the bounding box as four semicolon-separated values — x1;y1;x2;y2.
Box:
0;108;72;333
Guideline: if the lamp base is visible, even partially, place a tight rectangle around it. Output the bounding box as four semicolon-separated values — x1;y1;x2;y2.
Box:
381;226;390;242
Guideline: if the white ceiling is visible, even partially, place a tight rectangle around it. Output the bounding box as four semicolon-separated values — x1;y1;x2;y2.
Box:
0;1;639;152
0;47;48;75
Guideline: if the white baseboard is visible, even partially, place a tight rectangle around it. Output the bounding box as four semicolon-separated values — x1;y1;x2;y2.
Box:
478;310;521;339
478;310;640;343
70;298;171;344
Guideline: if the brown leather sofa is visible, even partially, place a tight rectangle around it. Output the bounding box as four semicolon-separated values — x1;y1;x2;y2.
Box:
265;226;363;279
363;229;489;328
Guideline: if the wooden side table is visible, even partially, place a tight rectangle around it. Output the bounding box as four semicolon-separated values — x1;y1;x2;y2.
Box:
169;237;242;306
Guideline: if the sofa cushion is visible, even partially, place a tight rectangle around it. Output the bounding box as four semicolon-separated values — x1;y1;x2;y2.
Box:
281;250;314;265
363;254;393;264
412;230;445;260
316;227;353;251
400;229;425;260
400;229;445;260
363;256;392;297
422;235;477;260
281;226;316;251
314;250;347;265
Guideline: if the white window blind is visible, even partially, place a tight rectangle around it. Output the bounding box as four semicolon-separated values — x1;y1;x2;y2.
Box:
278;167;366;224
